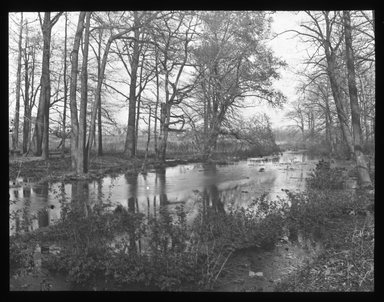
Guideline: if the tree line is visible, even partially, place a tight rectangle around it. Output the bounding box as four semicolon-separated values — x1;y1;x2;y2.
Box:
9;11;374;188
282;11;374;187
9;11;283;174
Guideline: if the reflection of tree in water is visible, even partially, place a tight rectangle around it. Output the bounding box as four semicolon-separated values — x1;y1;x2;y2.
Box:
23;187;31;198
34;183;49;231
156;168;168;206
71;180;90;217
155;168;172;230
202;184;225;214
96;178;103;205
125;172;139;253
21;199;32;233
38;208;49;228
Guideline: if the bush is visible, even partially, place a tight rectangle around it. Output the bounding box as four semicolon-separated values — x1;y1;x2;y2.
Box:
276;213;374;292
306;160;345;190
9;236;36;274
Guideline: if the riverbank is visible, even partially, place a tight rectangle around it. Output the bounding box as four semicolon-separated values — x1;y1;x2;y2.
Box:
9;153;249;184
275;212;374;291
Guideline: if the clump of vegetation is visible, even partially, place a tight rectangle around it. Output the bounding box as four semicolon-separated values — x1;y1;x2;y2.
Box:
276;159;374;292
306;159;345;190
10;192;288;291
9;236;36;275
276;213;374;292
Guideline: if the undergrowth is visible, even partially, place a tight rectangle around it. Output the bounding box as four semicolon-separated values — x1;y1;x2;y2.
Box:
10;193;288;291
275;159;374;292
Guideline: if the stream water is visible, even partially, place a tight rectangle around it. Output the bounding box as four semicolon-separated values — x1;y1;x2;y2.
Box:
10;150;326;291
9;151;318;236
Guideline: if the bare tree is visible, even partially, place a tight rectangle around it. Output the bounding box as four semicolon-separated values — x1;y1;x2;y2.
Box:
285;11;354;157
77;12;91;174
61;12;68;158
12;12;23;151
69;12;86;170
34;12;62;159
123;11;141;158
343;10;371;187
154;11;199;162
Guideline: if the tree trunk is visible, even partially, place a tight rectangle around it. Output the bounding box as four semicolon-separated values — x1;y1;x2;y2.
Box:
97;94;103;156
324;50;354;158
13;12;23;151
358;74;369;144
135;95;141;155
124;11;140;158
35;12;52;159
87;36;113;161
157;103;169;162
324;95;334;154
343;10;372;187
22;20;29;154
142;105;151;170
154;53;160;159
69;12;86;170
61;12;68;158
77;12;91;174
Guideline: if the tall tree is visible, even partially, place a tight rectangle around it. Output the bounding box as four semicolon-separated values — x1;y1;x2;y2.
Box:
124;11;141;158
12;12;23;151
86;18;134;161
287;11;354;157
34;12;62;159
22;24;41;155
155;11;198;162
343;10;371;187
22;18;30;154
77;12;91;174
69;12;86;170
192;11;285;160
61;12;68;158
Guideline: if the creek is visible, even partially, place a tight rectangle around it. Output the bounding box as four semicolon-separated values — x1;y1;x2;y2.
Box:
10;150;328;291
9;151;318;235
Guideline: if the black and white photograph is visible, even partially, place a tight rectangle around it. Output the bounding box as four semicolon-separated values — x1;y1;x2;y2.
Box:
9;10;375;292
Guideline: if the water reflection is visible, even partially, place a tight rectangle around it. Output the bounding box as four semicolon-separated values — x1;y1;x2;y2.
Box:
9;151;320;236
202;184;225;214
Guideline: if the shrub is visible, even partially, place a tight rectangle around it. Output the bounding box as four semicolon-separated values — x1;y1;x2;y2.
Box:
9;236;36;274
306;160;345;190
